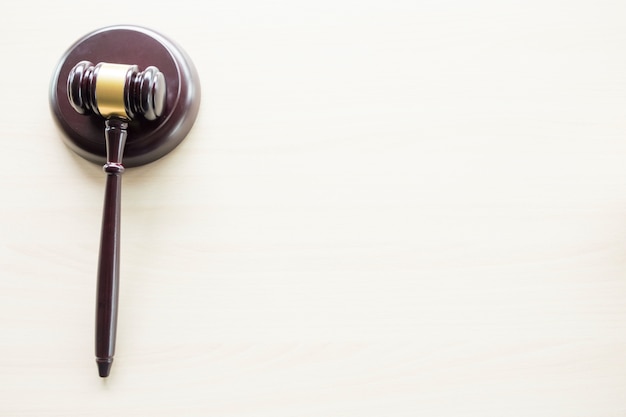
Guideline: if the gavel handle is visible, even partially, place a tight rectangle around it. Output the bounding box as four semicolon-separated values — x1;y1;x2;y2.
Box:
95;118;127;378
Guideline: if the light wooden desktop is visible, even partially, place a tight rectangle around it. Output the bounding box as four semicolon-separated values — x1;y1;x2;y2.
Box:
1;1;625;416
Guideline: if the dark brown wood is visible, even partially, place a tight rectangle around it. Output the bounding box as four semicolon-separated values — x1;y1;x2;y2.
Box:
50;25;201;378
95;118;127;378
67;61;166;121
49;25;201;167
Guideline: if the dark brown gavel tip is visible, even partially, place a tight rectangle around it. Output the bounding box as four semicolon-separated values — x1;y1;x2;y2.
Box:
97;359;113;378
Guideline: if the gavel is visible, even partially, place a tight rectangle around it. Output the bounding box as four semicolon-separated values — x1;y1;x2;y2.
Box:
67;61;166;377
50;25;201;378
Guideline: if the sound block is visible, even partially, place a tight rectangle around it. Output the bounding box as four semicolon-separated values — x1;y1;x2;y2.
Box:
49;25;201;167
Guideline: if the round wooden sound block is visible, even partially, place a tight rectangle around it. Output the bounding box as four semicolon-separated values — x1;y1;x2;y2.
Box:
49;25;201;167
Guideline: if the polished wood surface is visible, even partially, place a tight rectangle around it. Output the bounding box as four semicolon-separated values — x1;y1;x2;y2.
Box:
1;0;626;415
95;118;128;378
50;25;201;167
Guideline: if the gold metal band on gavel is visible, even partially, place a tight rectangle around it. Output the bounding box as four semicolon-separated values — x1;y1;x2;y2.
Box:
95;63;137;119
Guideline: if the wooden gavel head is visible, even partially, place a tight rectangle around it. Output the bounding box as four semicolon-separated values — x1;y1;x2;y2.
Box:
67;61;166;121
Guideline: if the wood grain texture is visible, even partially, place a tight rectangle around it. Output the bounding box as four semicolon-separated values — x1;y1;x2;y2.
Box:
1;0;626;415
